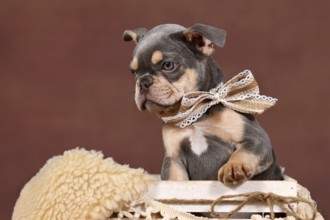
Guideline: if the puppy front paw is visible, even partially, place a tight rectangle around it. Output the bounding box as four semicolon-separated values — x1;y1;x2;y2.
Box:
218;162;253;185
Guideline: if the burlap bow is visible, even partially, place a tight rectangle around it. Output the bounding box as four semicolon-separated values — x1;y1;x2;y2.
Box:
162;70;277;128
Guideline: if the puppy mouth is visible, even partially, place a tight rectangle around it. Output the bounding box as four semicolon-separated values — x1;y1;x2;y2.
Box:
137;95;148;111
136;93;181;113
138;96;170;111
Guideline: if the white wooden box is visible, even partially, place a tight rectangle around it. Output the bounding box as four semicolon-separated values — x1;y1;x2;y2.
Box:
143;180;297;219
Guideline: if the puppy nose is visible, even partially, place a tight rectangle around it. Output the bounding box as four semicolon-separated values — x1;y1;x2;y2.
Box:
139;75;153;93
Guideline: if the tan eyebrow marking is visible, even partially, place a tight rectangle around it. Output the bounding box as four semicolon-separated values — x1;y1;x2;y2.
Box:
130;57;139;70
151;50;163;64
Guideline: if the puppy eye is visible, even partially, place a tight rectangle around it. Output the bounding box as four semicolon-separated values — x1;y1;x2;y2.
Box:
161;61;178;73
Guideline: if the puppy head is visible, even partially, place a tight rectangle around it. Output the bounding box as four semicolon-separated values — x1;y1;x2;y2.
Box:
123;24;226;117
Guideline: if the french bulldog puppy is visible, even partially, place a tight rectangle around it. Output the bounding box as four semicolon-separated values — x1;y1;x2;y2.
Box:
123;24;283;184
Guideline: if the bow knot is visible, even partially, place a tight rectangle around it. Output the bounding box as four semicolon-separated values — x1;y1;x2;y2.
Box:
162;70;277;128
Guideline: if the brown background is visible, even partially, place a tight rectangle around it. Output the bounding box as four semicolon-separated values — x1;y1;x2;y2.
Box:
1;1;329;219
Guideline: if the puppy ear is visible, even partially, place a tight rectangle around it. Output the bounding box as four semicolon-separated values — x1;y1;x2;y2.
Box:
183;23;226;56
122;28;148;44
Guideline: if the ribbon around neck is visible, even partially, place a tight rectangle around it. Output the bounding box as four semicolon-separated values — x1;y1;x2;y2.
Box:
161;70;278;128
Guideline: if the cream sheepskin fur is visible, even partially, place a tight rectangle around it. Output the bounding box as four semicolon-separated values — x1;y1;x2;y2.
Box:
12;148;152;220
12;148;324;220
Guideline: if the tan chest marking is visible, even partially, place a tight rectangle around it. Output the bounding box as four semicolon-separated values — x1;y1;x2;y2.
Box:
162;108;244;158
162;123;209;157
162;124;191;157
195;108;245;144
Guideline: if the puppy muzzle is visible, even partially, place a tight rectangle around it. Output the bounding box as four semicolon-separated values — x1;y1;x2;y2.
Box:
135;74;184;113
135;74;153;111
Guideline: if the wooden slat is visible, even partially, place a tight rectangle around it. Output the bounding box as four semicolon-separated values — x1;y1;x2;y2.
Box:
145;180;297;213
